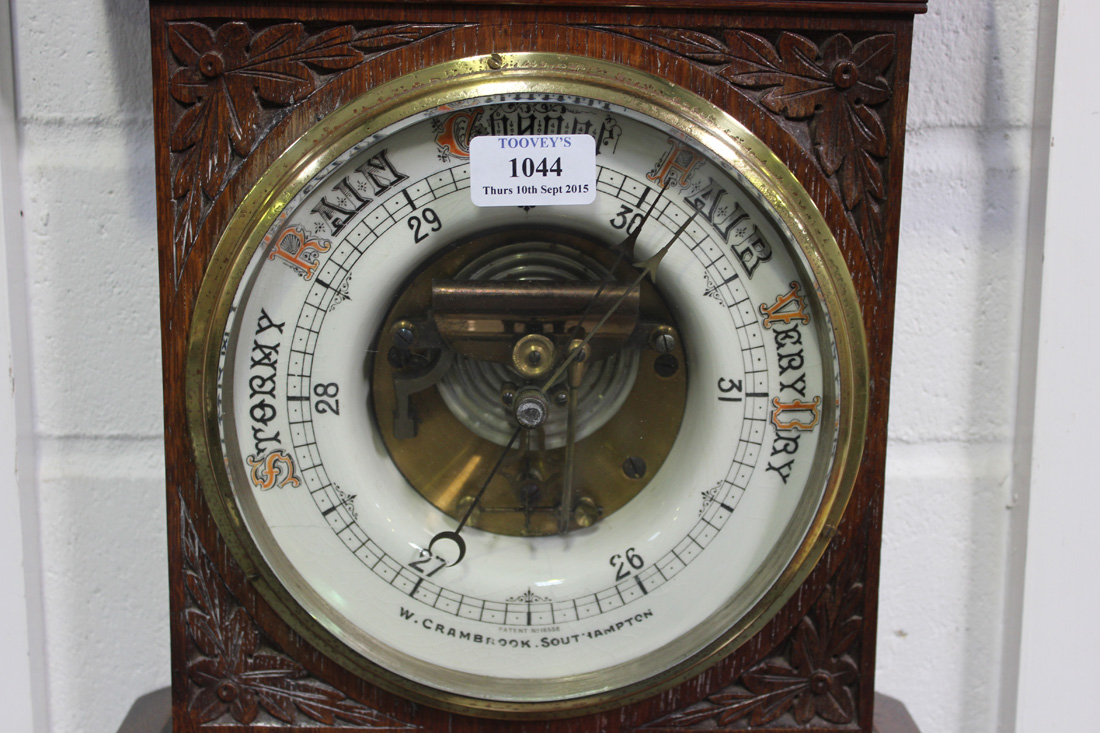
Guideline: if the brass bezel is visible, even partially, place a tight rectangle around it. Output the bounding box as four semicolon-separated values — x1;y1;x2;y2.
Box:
186;53;869;718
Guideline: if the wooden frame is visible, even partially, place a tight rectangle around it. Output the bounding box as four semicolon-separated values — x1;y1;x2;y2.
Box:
151;2;925;729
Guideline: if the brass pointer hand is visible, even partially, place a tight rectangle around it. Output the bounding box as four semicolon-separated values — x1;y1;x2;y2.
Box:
563;181;671;340
545;210;698;535
557;339;588;534
540;210;699;391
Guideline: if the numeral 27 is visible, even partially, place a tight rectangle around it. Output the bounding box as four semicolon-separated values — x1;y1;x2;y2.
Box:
410;549;446;577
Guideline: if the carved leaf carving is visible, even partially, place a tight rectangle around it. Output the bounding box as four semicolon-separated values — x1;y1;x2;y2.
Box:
595;26;896;291
180;503;419;728
353;23;455;52
165;21;458;287
638;561;864;730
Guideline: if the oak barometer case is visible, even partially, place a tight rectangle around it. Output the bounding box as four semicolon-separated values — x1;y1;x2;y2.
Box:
152;2;924;730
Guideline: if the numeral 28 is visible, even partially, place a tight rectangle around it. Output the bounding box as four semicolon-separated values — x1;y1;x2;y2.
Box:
313;382;340;415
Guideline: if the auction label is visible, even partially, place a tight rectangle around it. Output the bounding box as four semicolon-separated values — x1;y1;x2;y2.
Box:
470;135;597;207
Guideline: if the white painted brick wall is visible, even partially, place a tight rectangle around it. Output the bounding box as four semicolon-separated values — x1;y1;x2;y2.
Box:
877;2;1038;732
5;0;1039;730
12;1;166;731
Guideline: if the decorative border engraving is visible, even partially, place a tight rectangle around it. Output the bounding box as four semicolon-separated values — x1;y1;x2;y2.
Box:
594;26;896;292
165;21;459;286
639;558;864;730
180;502;419;729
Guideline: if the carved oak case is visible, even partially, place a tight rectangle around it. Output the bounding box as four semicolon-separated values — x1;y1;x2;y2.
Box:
150;1;925;730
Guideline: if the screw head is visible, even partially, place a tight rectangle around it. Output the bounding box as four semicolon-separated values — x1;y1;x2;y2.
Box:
652;326;677;354
622;456;647;479
517;481;540;502
391;320;417;348
573;497;600;528
654;354;679;378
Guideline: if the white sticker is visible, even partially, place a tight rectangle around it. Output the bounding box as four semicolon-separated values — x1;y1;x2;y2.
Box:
469;135;597;207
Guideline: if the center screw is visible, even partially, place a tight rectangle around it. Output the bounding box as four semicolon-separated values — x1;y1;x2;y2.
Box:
512;387;550;429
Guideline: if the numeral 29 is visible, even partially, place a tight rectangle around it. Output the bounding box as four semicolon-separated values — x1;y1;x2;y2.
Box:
408;207;442;243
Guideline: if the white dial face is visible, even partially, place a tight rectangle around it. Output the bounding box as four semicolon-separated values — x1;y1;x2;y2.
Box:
214;91;843;707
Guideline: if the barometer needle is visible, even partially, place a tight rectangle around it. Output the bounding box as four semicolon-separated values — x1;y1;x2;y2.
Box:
428;424;522;567
540;210;699;391
617;179;671;261
558;181;671;353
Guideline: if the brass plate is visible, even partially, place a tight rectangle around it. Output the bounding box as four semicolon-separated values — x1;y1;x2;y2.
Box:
371;229;688;537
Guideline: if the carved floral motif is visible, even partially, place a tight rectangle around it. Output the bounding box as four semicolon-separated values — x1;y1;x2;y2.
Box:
165;21;457;285
180;504;418;728
639;562;864;730
595;27;895;290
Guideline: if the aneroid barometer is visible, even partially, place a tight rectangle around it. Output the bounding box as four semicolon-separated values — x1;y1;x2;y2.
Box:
154;3;922;730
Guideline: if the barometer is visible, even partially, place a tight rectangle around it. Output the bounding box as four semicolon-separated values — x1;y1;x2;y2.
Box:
188;55;866;715
151;2;924;729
